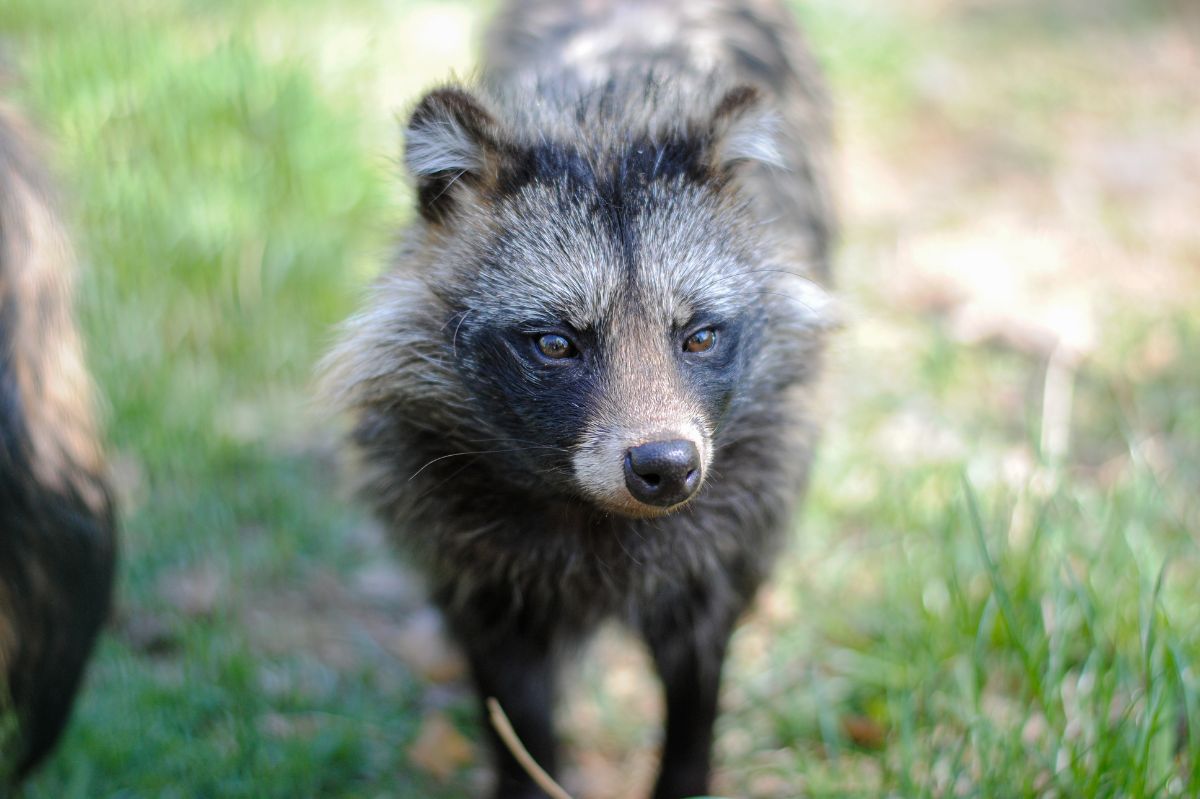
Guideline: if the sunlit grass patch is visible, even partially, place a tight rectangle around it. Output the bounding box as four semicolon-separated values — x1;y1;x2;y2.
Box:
721;342;1199;795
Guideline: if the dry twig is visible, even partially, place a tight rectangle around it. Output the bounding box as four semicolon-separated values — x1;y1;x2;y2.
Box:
486;697;574;799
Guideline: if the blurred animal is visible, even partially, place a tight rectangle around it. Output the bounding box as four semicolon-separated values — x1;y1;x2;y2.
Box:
0;101;116;784
324;0;835;796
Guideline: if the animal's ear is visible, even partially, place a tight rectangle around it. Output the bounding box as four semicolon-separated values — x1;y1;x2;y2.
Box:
708;85;785;173
404;87;501;223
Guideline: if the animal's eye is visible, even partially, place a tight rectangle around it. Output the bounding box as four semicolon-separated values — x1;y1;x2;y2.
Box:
535;333;577;359
683;328;717;354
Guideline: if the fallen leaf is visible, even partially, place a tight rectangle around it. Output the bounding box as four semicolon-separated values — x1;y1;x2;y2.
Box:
842;714;887;749
408;711;474;781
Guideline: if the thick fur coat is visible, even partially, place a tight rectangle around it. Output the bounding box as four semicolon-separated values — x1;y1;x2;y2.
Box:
0;104;116;784
324;1;835;796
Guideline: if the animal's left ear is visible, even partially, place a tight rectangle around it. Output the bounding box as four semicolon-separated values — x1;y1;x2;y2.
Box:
708;85;785;173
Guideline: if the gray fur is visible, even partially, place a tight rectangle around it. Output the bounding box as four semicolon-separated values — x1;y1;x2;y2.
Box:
323;1;835;796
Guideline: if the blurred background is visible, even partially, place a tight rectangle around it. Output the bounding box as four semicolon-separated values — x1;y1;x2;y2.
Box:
2;0;1197;796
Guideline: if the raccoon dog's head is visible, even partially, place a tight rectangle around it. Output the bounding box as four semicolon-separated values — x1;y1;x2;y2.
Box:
390;81;821;518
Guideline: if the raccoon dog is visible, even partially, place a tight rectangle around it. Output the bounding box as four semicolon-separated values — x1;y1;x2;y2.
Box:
0;104;117;783
324;0;835;796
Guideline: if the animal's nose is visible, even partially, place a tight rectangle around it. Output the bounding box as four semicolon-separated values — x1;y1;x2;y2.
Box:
623;439;702;508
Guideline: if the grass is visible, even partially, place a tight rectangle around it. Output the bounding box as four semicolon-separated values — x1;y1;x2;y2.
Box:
2;0;1197;796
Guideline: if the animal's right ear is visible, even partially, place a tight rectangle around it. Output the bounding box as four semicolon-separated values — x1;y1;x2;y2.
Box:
708;85;785;174
404;87;501;224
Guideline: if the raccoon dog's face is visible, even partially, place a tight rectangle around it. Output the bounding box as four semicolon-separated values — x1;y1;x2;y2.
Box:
404;85;785;518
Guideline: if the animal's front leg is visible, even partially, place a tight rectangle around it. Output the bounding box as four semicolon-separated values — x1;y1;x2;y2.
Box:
447;593;561;799
639;586;742;799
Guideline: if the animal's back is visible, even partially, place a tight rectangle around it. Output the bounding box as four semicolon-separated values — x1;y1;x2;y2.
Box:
485;0;835;280
0;103;116;783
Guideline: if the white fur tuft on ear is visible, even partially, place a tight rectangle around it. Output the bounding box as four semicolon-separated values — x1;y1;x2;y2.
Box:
720;108;786;170
404;119;486;177
404;88;497;221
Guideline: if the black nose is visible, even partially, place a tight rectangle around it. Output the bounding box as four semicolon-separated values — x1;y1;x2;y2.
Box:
624;439;702;508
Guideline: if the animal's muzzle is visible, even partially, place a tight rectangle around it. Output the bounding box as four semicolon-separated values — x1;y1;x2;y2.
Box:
623;439;702;508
